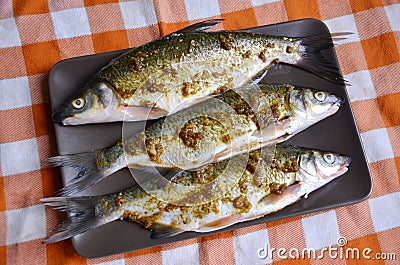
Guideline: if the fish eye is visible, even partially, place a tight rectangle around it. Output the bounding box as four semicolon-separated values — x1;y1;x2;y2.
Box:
314;91;327;102
72;98;85;109
323;153;335;164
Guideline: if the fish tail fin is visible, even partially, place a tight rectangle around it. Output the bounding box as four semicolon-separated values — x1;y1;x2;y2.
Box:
294;32;351;85
40;196;101;243
46;151;108;196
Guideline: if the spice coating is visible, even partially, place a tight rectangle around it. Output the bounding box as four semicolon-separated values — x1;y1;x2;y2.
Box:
52;20;347;125
48;83;344;196
42;145;351;243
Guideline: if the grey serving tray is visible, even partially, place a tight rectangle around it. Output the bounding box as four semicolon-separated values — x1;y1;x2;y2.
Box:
49;18;372;258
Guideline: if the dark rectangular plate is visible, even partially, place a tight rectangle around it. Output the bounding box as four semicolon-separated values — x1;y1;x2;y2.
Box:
49;18;372;258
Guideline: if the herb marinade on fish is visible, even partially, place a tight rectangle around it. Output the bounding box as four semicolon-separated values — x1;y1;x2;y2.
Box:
48;84;343;196
52;20;347;125
41;145;351;243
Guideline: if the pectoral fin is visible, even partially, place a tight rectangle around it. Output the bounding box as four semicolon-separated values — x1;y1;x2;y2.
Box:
196;214;242;233
130;166;182;179
259;183;302;205
213;147;235;162
252;123;276;140
250;68;269;85
252;120;292;143
150;224;185;239
123;106;168;121
129;167;184;189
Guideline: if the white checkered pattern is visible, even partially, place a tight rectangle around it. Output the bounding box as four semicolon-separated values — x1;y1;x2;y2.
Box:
0;138;41;176
251;0;281;7
120;0;158;29
6;205;46;245
360;128;394;163
0;18;22;48
324;15;360;44
369;192;400;232
95;259;126;265
0;76;31;110
345;70;376;102
184;0;221;21
302;211;341;250
51;8;91;39
234;229;272;265
384;4;400;32
162;244;200;265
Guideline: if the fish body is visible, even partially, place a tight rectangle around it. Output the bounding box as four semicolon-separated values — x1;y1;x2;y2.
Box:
52;20;346;125
48;84;343;196
41;145;351;243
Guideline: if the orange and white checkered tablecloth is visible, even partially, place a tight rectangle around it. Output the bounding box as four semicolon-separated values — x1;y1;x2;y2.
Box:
0;0;399;264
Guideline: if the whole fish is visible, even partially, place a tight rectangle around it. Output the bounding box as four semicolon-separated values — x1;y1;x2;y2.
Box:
41;145;351;243
52;19;347;125
48;84;343;196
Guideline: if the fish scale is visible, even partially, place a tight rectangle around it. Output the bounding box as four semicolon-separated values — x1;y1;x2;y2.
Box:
52;20;347;125
100;32;299;110
41;145;351;243
47;84;343;196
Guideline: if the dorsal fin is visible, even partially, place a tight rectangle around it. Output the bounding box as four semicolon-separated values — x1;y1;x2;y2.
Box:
173;19;224;34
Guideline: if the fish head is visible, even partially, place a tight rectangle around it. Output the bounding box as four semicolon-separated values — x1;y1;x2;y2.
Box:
52;82;117;125
299;149;351;188
289;88;344;123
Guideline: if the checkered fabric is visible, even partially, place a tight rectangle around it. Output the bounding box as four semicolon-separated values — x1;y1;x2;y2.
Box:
1;0;399;264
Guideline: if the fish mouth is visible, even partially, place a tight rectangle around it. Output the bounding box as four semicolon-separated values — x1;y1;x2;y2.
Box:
330;95;345;108
52;110;64;125
326;96;344;114
336;96;345;106
52;109;71;125
337;156;351;175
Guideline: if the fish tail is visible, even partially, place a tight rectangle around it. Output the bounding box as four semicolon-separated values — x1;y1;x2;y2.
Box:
295;32;351;85
46;151;110;196
46;152;97;173
40;196;101;243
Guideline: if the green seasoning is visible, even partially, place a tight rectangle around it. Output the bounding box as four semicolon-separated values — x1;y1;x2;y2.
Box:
42;145;351;243
48;83;343;196
52;20;346;125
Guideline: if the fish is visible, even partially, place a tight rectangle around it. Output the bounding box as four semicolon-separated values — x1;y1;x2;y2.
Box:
41;145;351;243
47;83;344;196
52;19;348;125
